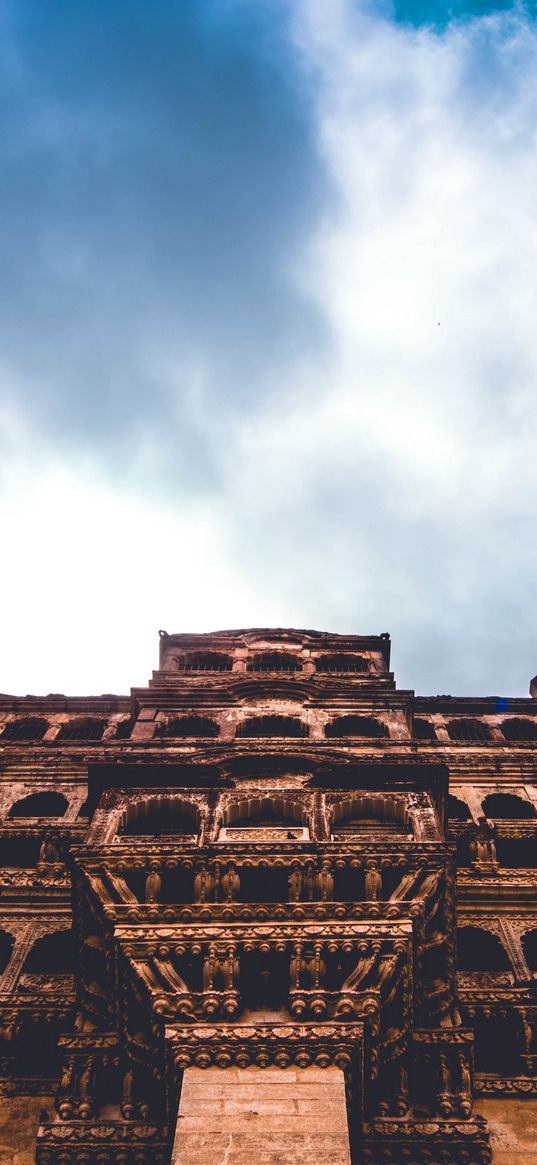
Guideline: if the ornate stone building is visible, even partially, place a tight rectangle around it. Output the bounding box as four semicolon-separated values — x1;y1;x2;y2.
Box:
0;628;536;1164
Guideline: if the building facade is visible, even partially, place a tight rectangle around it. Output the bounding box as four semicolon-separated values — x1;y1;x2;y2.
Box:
0;628;536;1164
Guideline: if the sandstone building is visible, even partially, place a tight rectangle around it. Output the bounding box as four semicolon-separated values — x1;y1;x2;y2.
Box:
0;628;536;1164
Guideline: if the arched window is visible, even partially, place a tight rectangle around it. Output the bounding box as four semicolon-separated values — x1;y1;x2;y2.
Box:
0;930;15;976
161;716;219;738
331;796;411;838
447;719;491;743
22;929;75;975
447;795;471;822
236;716;307;738
315;654;368;674
221;796;307;843
325;715;387;739
246;652;301;673
501;718;537;742
456;926;511;972
413;718;437;741
174;652;232;672
0;717;49;742
115;719;134;740
56;718;107;742
8;791;68;819
522;929;537;974
482;792;535;820
121;797;199;838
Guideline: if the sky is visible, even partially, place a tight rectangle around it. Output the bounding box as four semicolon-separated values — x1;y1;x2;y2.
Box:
1;0;536;699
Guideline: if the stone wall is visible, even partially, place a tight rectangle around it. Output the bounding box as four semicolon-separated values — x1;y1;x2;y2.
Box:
0;1095;53;1165
475;1098;537;1165
172;1065;351;1165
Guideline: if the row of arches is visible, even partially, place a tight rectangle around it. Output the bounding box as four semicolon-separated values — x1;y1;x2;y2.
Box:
0;716;133;743
159;714;388;739
3;711;537;744
171;651;370;674
448;792;535;821
119;793;414;840
415;716;537;742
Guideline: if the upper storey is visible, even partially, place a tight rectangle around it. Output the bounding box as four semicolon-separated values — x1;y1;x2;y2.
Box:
154;628;393;688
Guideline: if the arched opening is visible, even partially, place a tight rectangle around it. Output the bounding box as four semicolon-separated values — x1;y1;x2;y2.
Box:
236;715;307;738
115;719;134;740
0;717;49;742
8;791;68;818
447;719;491;743
174;652;232;672
0;930;15;976
447;795;471;822
161;716;219;738
223;797;308;830
22;928;75;975
121;797;199;838
246;652;301;673
482;793;535;820
456;926;511;972
331;796;411;839
315;654;368;674
325;716;388;739
522;929;537;974
56;718;107;742
413;718;437;741
501;717;537;742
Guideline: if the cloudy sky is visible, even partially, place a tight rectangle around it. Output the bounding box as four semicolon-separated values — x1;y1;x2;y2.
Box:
1;0;536;698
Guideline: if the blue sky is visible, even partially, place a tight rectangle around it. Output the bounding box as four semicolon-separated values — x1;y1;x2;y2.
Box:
1;0;536;697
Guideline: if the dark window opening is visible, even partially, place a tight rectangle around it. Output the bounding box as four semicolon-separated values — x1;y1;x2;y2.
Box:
475;1015;518;1075
413;718;437;741
447;795;471;822
457;927;510;972
161;716;219;738
57;718;107;742
482;793;535;821
122;809;198;837
315;654;368;674
501;717;537;742
8;791;68;819
0;838;40;868
236;716;307;738
115;719;134;740
447;719;491;743
1;717;49;742
22;929;75;975
246;652;301;673
496;838;537;868
174;652;232;672
325;715;387;739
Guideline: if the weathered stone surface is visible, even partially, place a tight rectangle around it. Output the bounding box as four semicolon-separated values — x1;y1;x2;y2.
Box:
475;1098;537;1165
172;1066;351;1165
0;1095;53;1165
